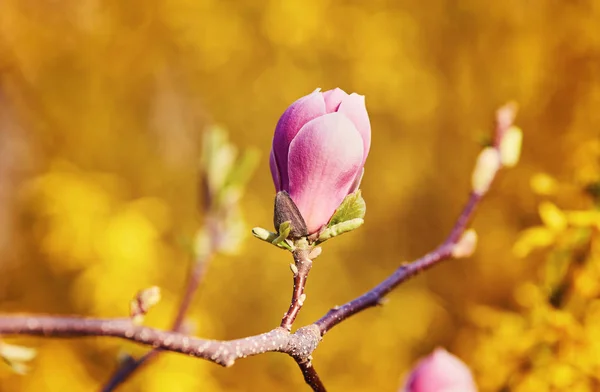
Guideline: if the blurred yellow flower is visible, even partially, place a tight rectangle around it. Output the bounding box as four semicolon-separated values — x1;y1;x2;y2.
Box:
538;201;567;232
530;173;559;195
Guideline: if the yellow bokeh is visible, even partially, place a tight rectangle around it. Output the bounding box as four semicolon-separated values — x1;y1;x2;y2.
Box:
1;0;599;391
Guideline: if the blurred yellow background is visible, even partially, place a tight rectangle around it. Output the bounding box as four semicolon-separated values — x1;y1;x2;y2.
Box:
1;0;599;391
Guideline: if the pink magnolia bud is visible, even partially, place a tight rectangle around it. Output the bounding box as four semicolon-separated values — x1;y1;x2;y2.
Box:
403;349;478;392
270;88;371;234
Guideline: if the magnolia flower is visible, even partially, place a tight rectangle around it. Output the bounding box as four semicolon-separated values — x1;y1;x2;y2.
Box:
403;348;478;392
270;88;371;234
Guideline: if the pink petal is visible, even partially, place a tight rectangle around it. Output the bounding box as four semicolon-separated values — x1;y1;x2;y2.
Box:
404;349;477;392
337;93;371;164
348;168;364;194
287;113;364;234
322;88;348;113
272;90;326;191
269;149;282;191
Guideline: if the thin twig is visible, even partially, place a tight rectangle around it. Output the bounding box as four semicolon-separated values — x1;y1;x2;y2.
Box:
295;358;327;392
171;256;212;330
0;186;484;392
0;190;487;391
100;251;214;391
281;248;313;331
100;351;159;392
313;102;517;335
0;104;517;392
315;193;481;334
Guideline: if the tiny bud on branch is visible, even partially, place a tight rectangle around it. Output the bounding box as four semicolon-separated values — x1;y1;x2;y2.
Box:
499;126;523;167
252;227;273;241
130;286;161;324
0;341;37;375
496;102;518;132
494;101;519;147
451;229;478;259
471;148;501;195
290;263;299;276
308;246;322;260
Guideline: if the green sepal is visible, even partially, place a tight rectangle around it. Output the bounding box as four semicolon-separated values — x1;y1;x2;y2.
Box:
251;226;293;251
251;227;274;242
272;221;292;244
327;190;366;227
317;218;364;243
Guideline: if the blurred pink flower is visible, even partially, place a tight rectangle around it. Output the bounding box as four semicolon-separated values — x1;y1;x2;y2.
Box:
403;348;478;392
270;88;371;234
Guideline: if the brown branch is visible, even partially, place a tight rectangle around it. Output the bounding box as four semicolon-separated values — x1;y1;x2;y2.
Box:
0;186;485;391
0;190;488;391
281;247;313;331
100;351;159;392
313;103;518;335
0;104;518;392
295;358;327;392
171;256;212;329
0;315;320;367
315;192;482;334
101;246;214;391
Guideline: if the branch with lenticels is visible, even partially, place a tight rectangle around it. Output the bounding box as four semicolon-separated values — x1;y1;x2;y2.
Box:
0;103;521;392
99;244;216;392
